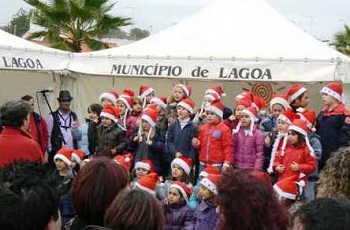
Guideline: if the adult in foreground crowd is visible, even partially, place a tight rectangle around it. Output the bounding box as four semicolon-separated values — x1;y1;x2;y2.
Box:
0;161;60;230
216;170;289;230
291;198;350;230
66;157;129;230
317;146;350;198
21;95;49;154
0;100;43;168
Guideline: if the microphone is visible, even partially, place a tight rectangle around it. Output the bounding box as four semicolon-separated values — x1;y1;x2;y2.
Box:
37;88;54;94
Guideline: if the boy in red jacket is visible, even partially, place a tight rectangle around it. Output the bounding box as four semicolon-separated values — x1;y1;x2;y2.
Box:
193;99;233;173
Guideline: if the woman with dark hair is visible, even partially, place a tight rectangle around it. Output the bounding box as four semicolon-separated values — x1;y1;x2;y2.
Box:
66;157;129;230
216;170;289;230
104;190;165;230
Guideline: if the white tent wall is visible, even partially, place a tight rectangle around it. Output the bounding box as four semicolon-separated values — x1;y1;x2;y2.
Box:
72;73;335;121
0;71;78;119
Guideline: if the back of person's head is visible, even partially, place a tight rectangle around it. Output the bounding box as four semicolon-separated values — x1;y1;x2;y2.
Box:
0;100;31;128
71;157;129;226
216;170;289;230
292;198;350;230
0;160;60;230
317;147;350;198
104;190;164;230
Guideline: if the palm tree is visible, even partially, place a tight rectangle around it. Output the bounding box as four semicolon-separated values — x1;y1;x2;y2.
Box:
333;24;350;56
24;0;131;52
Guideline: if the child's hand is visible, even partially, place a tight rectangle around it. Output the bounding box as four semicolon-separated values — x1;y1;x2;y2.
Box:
133;136;139;142
264;136;271;147
175;152;182;158
222;162;231;172
290;162;299;172
192;138;199;148
110;147;117;155
275;164;285;174
146;140;153;146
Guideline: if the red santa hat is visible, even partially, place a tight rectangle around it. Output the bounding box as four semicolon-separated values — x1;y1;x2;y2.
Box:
172;84;192;97
281;119;316;157
114;153;133;171
171;157;193;175
233;106;258;136
150;96;168;110
121;89;135;98
235;91;251;102
204;92;220;102
100;105;120;123
139;85;155;99
71;149;85;165
205;99;224;118
169;181;192;203
54;147;73;166
320;82;343;102
270;94;290;111
277;109;297;125
177;98;195;114
205;85;226;98
135;159;155;172
273;174;306;200
287;84;307;103
141;108;158;127
199;165;220;178
135;172;158;195
117;96;133;111
236;98;252;108
200;174;222;195
297;109;316;132
252;95;266;110
99;91;119;104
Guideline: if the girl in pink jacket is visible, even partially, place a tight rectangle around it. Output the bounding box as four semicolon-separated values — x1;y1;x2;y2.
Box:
232;106;265;170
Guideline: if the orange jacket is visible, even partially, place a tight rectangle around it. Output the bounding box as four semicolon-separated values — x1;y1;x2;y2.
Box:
198;121;233;164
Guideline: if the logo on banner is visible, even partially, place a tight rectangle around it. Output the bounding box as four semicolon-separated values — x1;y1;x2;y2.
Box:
2;57;44;69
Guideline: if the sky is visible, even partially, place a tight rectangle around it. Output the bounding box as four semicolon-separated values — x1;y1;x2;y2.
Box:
1;0;350;41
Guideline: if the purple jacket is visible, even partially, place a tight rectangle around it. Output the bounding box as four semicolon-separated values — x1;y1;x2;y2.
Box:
190;200;218;230
232;126;265;170
164;202;193;230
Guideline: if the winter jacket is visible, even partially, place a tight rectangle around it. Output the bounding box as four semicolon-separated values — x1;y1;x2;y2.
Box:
273;143;317;181
95;123;127;157
78;122;89;155
260;116;277;134
308;132;322;181
167;119;198;163
232;126;265;170
197;121;233;165
131;126;165;174
190;200;218;230
316;104;350;169
28;112;49;154
164;202;193;230
0;127;44;168
87;119;100;155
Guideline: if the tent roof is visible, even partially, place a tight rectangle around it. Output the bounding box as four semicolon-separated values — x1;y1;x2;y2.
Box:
68;0;350;82
0;29;69;71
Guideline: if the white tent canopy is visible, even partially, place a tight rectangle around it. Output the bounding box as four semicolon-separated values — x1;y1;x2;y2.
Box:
68;0;350;83
0;29;70;71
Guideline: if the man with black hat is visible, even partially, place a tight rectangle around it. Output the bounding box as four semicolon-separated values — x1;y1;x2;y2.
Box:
46;90;80;167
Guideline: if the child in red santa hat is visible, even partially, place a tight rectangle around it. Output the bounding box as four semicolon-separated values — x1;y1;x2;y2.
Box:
272;119;317;184
192;99;233;173
316;81;350;170
99;90;119;106
150;95;169;131
139;84;156;109
131;107;165;176
116;89;138;140
95;105;127;158
167;83;192;123
163;181;193;229
232;106;265;171
287;84;309;113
